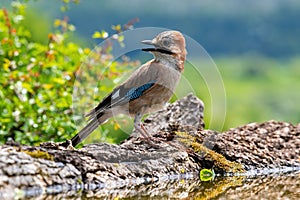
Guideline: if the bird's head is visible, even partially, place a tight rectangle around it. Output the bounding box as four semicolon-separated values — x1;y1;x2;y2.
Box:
141;30;187;71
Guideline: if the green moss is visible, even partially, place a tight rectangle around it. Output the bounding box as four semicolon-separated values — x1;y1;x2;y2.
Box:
176;131;245;173
22;150;54;161
77;178;83;184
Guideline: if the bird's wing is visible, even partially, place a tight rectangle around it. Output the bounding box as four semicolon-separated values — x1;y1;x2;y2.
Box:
85;61;159;120
86;80;156;121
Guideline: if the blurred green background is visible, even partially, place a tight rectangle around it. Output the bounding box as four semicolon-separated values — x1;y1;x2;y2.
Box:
1;0;299;145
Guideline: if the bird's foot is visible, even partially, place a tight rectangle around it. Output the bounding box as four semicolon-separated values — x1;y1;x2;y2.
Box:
138;137;160;148
134;123;162;148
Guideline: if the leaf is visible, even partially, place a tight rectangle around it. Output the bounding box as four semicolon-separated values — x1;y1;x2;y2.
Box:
112;24;121;32
22;82;34;94
118;35;124;42
114;123;120;130
68;24;76;32
3;58;11;71
200;168;215;181
53;77;65;84
92;30;108;39
54;19;61;27
42;84;54;89
92;31;102;39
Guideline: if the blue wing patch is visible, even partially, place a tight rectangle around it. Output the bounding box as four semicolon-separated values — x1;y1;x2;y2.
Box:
125;81;155;101
89;81;156;120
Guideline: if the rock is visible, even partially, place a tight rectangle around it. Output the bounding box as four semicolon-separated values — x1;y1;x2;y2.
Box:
139;93;205;136
213;120;300;170
0;94;299;198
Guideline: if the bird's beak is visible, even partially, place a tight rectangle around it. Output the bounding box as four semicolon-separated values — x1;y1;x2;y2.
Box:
141;39;155;46
141;39;174;55
141;39;157;52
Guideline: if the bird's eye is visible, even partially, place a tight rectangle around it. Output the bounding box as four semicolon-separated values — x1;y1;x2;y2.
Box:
163;40;170;46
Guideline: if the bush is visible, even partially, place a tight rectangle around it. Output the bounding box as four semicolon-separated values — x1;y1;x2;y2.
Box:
0;0;138;145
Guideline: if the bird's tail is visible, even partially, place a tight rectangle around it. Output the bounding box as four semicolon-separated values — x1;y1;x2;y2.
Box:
71;110;110;146
71;117;100;146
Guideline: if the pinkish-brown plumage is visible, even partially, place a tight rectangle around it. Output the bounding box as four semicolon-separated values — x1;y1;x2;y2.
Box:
71;30;187;146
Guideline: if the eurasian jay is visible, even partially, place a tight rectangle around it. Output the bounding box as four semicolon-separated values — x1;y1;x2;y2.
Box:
71;30;187;146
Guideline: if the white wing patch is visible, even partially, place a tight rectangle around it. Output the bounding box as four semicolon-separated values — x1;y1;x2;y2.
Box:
111;89;120;100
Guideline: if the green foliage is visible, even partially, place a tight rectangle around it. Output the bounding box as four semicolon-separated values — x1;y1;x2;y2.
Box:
0;0;138;145
200;168;215;182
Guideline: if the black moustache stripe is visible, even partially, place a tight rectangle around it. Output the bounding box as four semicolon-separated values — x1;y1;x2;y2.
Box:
142;48;174;55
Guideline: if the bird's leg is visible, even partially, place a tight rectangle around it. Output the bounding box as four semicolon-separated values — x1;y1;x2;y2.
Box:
134;123;150;139
134;113;151;138
134;113;160;147
140;123;153;138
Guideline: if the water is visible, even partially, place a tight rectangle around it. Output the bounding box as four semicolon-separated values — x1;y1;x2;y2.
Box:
6;168;299;199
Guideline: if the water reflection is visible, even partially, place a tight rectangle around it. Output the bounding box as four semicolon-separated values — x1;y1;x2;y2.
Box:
24;172;299;199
